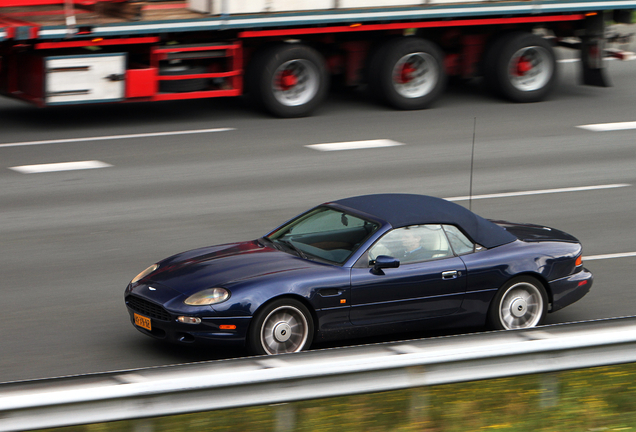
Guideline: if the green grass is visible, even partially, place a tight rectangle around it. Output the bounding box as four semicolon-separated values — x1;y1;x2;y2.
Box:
43;362;636;432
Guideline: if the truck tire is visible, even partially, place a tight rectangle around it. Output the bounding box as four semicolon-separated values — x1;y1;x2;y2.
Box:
368;37;446;110
483;32;556;103
159;64;208;93
247;44;328;118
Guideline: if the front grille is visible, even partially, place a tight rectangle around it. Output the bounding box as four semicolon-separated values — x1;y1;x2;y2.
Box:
126;296;172;321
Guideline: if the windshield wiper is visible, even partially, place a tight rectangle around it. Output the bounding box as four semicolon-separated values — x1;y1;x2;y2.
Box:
258;236;276;247
276;239;308;260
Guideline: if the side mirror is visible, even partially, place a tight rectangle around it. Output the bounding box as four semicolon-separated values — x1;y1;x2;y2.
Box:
371;255;400;275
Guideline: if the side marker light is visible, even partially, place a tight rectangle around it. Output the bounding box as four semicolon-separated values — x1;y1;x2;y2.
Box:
219;324;236;330
340;299;347;304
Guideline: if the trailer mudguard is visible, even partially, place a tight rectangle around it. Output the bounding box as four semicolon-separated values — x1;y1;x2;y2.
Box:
581;12;610;87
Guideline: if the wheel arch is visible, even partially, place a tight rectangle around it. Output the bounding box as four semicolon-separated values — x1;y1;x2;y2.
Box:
247;293;319;338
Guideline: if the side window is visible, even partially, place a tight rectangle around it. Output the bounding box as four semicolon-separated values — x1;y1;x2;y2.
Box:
443;225;475;255
368;225;453;264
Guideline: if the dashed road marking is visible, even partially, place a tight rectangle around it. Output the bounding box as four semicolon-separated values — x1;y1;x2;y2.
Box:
9;160;112;174
584;252;636;261
0;128;235;148
445;184;630;202
577;121;636;132
305;139;404;151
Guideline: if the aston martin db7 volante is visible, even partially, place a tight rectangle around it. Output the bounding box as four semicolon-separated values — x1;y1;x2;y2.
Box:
125;194;592;355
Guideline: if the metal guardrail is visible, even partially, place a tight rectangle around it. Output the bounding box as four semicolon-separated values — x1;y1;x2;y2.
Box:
3;316;636;432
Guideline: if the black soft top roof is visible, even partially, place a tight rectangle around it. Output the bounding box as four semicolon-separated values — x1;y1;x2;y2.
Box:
331;194;516;249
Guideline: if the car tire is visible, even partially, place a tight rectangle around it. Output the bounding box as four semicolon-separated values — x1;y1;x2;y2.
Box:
488;276;548;330
248;298;314;355
247;43;328;118
483;32;557;103
368;37;446;110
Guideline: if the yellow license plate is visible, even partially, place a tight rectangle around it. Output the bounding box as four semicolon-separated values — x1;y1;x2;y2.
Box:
134;313;152;331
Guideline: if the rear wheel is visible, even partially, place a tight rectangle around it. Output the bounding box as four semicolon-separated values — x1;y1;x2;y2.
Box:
369;37;446;110
248;299;314;355
247;44;328;118
488;276;548;330
484;32;556;103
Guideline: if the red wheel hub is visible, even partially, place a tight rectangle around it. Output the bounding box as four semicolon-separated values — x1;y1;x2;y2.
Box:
516;57;533;76
278;70;298;91
399;63;416;84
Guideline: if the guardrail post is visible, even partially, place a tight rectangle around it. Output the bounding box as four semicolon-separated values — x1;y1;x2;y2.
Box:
133;419;154;432
274;403;296;432
539;372;559;408
409;387;430;426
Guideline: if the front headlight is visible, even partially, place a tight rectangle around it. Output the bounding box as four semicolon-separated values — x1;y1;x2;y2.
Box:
184;288;230;306
131;264;158;284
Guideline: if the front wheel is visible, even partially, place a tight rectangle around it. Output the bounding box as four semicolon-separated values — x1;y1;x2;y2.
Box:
248;299;314;355
488;276;548;330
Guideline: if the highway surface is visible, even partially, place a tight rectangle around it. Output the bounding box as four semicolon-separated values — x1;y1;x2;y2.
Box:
1;52;635;383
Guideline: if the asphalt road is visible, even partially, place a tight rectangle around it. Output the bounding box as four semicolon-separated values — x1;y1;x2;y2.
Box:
1;54;635;383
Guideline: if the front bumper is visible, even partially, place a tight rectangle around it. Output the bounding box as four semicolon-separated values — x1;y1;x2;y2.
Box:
125;296;251;346
549;267;593;313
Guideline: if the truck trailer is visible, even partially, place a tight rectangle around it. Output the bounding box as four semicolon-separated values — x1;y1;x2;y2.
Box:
0;0;634;117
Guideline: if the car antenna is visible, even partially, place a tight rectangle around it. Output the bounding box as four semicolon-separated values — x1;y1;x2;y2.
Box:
469;117;477;212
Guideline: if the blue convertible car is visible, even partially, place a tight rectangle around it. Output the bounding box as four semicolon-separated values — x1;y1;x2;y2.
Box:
125;194;592;355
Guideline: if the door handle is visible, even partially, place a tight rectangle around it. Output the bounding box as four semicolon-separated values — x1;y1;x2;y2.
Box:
442;270;460;280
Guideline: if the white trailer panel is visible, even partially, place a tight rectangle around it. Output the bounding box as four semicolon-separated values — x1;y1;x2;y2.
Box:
45;54;126;105
190;0;334;15
188;0;490;14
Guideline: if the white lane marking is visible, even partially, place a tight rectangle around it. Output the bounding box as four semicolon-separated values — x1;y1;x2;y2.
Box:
584;252;636;261
9;160;112;174
0;128;235;148
445;184;630;202
557;57;633;63
577;121;636;132
306;139;404;152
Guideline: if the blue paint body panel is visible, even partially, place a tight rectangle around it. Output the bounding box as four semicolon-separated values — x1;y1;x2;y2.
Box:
124;194;592;350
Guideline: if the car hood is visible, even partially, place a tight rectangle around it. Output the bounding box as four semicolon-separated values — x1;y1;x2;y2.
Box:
144;240;315;294
492;221;579;243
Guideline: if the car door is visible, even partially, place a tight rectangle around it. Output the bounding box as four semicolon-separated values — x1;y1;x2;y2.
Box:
349;225;467;326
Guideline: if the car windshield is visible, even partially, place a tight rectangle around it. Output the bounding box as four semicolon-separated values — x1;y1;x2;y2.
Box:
267;207;380;264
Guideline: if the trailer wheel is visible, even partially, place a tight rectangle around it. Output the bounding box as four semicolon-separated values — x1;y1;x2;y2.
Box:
248;44;328;118
484;32;556;103
369;37;446;110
